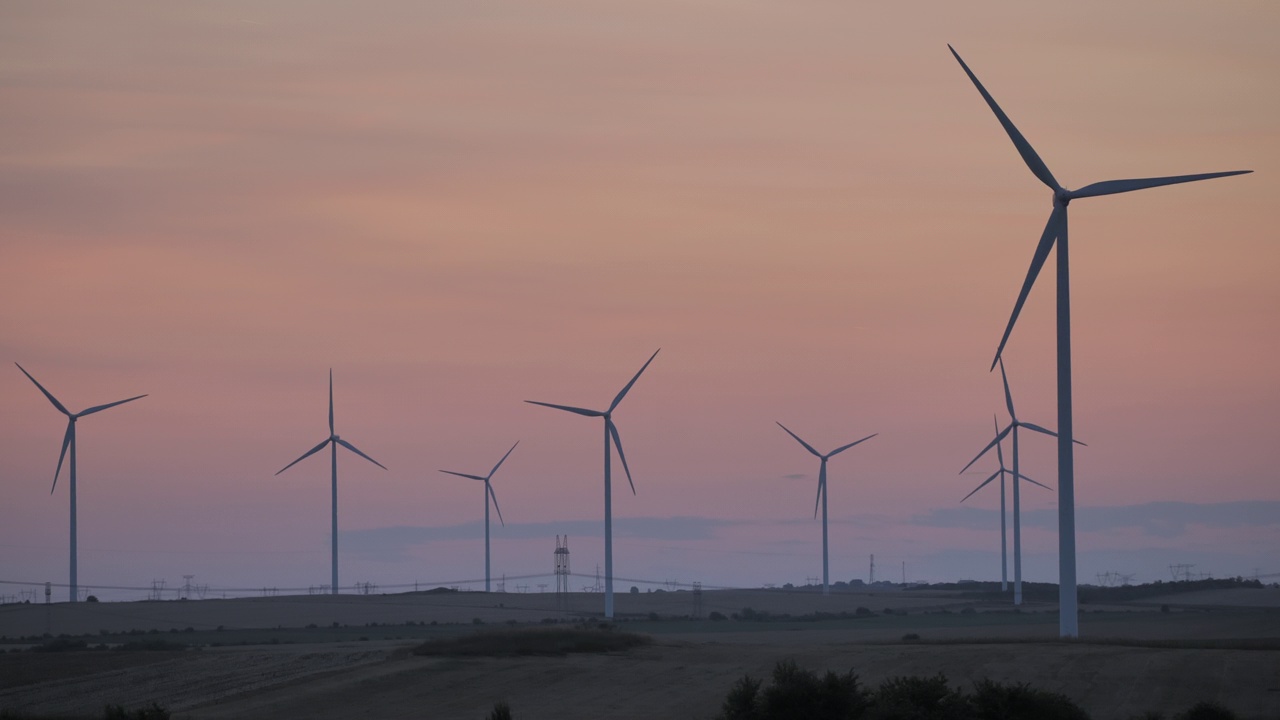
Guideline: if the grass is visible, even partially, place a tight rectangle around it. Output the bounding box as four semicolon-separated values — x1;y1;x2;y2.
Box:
412;625;651;657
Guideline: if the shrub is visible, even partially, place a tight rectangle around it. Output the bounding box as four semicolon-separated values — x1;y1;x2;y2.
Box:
630;586;640;594
709;611;727;621
715;661;865;720
103;703;170;720
902;633;921;642
970;678;1090;720
855;607;873;617
718;674;762;720
86;595;99;602
486;700;513;720
1176;702;1237;720
413;627;650;657
868;674;966;719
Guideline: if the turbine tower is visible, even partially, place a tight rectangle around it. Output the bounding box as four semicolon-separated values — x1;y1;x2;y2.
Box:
16;364;146;602
276;370;386;595
949;45;1251;636
960;358;1067;604
776;422;876;595
526;349;659;618
439;441;518;593
959;413;1051;597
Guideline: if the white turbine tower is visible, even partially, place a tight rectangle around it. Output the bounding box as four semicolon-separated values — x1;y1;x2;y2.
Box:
776;422;876;595
949;45;1251;636
16;364;146;602
440;441;518;593
959;414;1051;597
526;349;659;619
276;370;385;595
960;358;1069;604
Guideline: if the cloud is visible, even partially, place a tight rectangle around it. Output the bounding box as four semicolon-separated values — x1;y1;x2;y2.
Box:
911;501;1280;537
343;515;748;556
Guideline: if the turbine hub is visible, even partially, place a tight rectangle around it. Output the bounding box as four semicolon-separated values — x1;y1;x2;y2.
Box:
333;434;340;441
1054;188;1072;207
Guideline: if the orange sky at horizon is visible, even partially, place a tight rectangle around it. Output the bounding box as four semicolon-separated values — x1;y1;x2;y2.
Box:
1;1;1276;596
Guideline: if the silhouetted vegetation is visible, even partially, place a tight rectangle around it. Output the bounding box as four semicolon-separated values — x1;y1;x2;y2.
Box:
907;577;1262;604
716;661;1090;719
485;701;513;720
412;625;650;657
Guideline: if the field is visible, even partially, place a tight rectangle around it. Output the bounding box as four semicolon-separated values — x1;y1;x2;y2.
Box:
1;585;1278;719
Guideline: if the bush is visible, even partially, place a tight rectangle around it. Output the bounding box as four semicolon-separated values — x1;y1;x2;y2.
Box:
902;633;921;642
855;607;873;617
970;678;1090;720
712;666;1095;720
868;674;966;719
716;661;865;720
709;611;727;621
1176;702;1237;720
630;586;640;594
486;700;513;720
103;703;170;720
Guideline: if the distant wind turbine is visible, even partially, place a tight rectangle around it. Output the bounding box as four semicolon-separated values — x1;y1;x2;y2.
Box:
16;363;146;602
959;413;1051;597
949;45;1251;636
960;358;1067;605
276;370;385;595
526;349;659;619
440;441;518;593
776;422;876;596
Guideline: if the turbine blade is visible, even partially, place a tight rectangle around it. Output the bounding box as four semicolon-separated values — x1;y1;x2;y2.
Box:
489;483;505;526
524;400;604;417
276;438;331;475
1018;472;1053;491
336;437;387;470
1070;171;1252;200
439;470;486;481
1018;421;1057;438
813;466;824;519
51;422;73;494
993;415;1006;469
608;420;636;495
828;433;877;457
15;364;72;416
609;349;661;413
948;45;1060;191
961;470;1001;503
328;369;334;436
776;422;821;458
959;424;1012;474
77;394;147;417
992;205;1064;371
488;441;519;479
998;357;1016;420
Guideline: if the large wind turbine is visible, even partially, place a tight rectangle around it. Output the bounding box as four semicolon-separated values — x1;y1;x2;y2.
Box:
526;349;659;619
960;358;1066;605
440;441;518;593
959;414;1051;597
776;422;876;595
949;45;1251;636
16;364;146;602
276;370;386;595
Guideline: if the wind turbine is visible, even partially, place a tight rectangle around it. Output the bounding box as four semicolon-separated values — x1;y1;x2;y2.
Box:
959;413;1051;598
526;349;659;619
276;370;385;595
776;422;876;595
439;441;518;593
16;363;146;602
957;356;1064;599
949;45;1251;636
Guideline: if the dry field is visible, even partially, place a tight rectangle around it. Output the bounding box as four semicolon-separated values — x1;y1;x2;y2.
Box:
2;586;1278;719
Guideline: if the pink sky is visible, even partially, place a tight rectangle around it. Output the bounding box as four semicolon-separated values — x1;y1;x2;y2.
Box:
1;1;1276;599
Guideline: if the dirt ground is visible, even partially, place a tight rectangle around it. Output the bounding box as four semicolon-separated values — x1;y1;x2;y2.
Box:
2;587;1277;720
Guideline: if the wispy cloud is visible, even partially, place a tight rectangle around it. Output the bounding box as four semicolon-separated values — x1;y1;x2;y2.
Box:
912;501;1280;536
343;515;749;555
